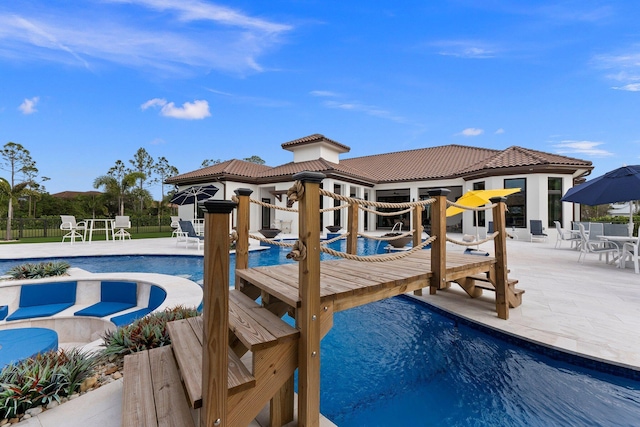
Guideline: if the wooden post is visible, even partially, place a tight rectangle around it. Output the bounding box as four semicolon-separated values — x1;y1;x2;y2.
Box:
490;197;509;320
234;189;252;274
412;204;423;296
428;189;450;295
346;201;359;255
293;171;325;427
200;200;236;427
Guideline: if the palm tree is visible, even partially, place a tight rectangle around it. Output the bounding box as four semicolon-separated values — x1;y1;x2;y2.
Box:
93;170;145;216
0;178;29;240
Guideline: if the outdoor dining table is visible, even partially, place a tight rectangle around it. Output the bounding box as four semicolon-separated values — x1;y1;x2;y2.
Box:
84;218;114;242
597;235;639;268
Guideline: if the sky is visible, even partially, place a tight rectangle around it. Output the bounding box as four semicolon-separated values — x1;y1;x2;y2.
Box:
1;0;640;200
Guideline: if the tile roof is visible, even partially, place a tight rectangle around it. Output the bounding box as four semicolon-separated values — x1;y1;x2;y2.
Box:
165;159;272;184
281;134;351;153
51;190;102;199
165;139;593;186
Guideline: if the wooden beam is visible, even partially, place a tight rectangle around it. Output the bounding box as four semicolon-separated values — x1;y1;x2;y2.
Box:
412;204;423;296
200;200;236;427
428;189;450;295
490;196;509;320
347;201;359;255
234;188;252;275
294;171;325;427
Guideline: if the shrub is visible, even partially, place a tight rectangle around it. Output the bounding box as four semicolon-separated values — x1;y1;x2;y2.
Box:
101;306;199;363
0;348;99;419
6;261;70;280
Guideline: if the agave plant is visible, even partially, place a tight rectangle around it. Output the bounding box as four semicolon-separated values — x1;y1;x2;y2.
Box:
101;306;199;362
0;348;98;418
6;261;70;280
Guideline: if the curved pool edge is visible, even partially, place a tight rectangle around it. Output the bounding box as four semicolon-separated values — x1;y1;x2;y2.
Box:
406;293;640;380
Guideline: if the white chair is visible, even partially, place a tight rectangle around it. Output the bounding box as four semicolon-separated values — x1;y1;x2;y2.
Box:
177;220;204;250
170;216;181;238
554;221;580;249
577;223;619;264
60;215;86;244
112;216;131;241
622;239;640;274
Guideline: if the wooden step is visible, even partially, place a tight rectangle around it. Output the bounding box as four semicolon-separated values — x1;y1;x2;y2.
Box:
122;346;196;427
167;317;255;409
167;293;299;409
456;274;524;308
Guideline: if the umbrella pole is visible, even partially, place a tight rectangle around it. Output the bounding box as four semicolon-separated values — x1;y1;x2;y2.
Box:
475;210;480;250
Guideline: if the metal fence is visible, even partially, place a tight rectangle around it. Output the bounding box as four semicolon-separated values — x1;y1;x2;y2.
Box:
0;217;173;240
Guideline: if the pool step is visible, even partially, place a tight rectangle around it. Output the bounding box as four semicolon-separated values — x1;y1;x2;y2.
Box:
166;289;299;426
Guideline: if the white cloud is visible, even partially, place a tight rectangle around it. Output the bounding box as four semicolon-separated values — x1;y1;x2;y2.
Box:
19;97;39;114
322;100;408;123
431;40;499;58
310;90;340;97
457;128;484;137
141;98;167;110
0;1;292;75
495;128;505;134
553;140;614;157
141;98;211;120
612;83;640;92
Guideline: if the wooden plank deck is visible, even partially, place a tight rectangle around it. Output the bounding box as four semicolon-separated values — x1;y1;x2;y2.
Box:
236;250;496;313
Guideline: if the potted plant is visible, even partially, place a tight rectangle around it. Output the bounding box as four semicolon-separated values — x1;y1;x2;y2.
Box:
326;225;342;233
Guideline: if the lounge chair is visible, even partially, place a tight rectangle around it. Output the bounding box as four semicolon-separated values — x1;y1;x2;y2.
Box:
112;216;131;240
529;220;547;242
554;221;580;249
178;220;204;250
622;238;640;274
60;215;86;244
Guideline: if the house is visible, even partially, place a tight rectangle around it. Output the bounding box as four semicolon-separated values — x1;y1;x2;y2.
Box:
165;134;593;238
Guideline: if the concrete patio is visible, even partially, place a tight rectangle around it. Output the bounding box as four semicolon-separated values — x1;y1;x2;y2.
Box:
1;232;639;426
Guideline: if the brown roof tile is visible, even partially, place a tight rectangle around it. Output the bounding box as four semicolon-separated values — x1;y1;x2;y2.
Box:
165;159;272;184
258;158;377;183
341;145;500;182
281;133;351;153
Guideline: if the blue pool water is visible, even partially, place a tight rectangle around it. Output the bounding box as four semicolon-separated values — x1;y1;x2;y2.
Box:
2;242;640;426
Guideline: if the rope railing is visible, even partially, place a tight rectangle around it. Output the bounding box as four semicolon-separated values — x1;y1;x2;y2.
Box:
318;188;435;209
233;195;299;213
357;231;414;241
358;205;413;216
318;235;437;262
446;231;499;247
321;233;349;245
320;204;349;213
248;233;296;247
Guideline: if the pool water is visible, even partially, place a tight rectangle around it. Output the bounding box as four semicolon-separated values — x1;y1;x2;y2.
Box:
2;242;640;426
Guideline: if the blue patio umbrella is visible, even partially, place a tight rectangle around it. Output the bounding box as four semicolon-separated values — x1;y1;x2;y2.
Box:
561;165;640;235
170;184;219;219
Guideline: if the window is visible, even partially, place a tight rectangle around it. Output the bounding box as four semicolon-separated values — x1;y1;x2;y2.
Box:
376;189;410;229
261;198;271;229
548;178;562;227
504;178;526;228
473;181;486;227
333;184;341;227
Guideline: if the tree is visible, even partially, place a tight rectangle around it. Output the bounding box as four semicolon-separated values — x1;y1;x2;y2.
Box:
129;148;155;213
94;160;145;216
154;156;179;224
243;155;266;165
0;142;35;240
201;159;222;167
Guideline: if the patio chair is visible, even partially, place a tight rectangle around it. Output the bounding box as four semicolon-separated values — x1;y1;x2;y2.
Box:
112;216;131;241
622;239;640;274
554;221;580;249
529;220;547;242
577;223;620;265
60;215;86;244
177;220;204;250
170;216;181;238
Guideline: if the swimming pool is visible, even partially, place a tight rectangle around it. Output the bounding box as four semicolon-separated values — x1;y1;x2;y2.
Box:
2;245;640;426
